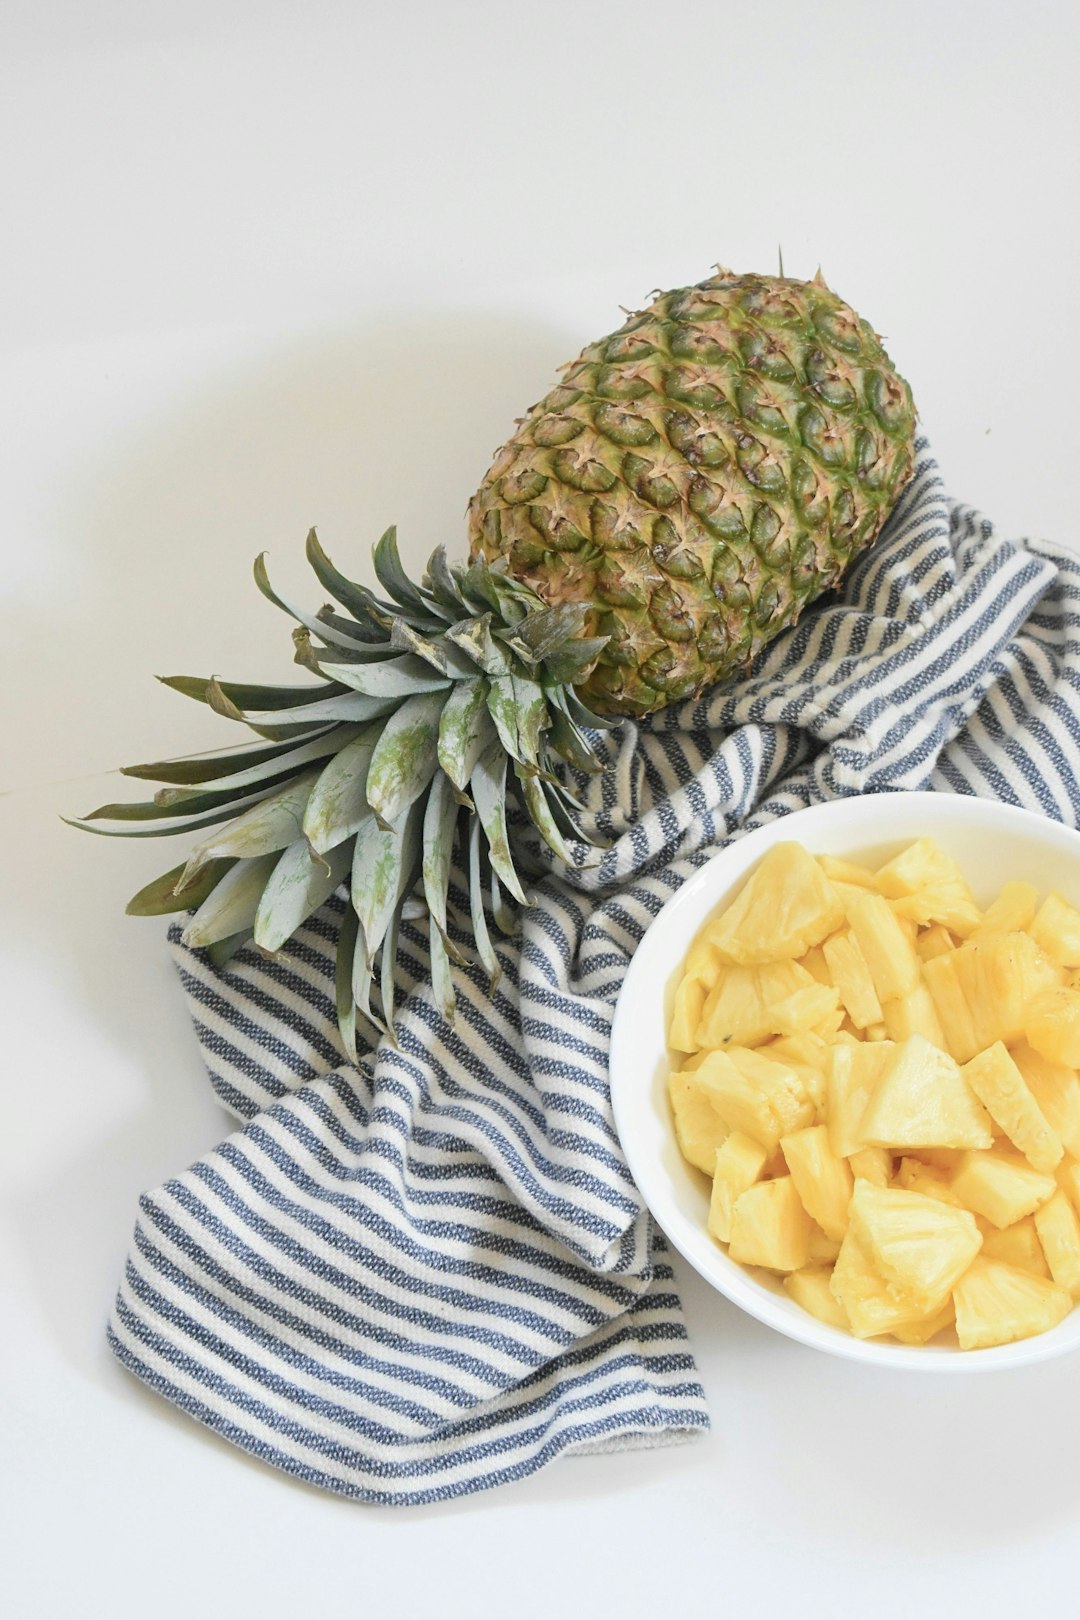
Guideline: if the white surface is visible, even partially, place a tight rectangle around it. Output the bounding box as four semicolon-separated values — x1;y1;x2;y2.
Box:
4;3;1080;1615
612;793;1080;1368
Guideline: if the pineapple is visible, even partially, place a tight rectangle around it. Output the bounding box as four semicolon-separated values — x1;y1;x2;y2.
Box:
702;844;845;966
1059;1158;1080;1215
669;971;707;1052
783;1267;849;1329
979;1218;1051;1278
971;880;1039;939
890;1297;956;1345
874;839;982;936
1024;987;1080;1067
894;1157;967;1208
858;1035;994;1152
950;1149;1057;1229
1032;1190;1080;1296
847;1145;893;1187
822;929;882;1029
921;952;981;1064
83;268;917;1043
839;889;921;1003
848;1179;981;1306
1011;1042;1080;1159
708;1132;769;1244
780;1125;854;1241
953;932;1061;1050
881;984;947;1048
960;1042;1062;1174
817;855;880;890
798;945;832;986
668;1069;731;1173
697;961;838;1047
829;1229;937;1339
728;1177;813;1272
691;1047;814;1155
952;1258;1072;1349
915;924;957;963
1029;892;1080;967
807;1225;842;1264
825;1040;895;1157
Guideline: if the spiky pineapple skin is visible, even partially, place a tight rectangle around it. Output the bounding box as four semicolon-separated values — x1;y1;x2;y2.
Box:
468;268;916;716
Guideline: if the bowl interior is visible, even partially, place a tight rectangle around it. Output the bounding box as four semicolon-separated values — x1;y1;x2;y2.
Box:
610;792;1080;1369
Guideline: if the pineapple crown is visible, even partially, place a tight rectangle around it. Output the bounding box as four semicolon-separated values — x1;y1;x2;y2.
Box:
69;529;611;1054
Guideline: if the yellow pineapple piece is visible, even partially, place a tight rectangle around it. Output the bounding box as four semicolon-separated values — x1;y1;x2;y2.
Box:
697;961;839;1048
1029;892;1080;968
822;929;883;1029
668;1069;731;1173
955;932;1061;1050
1025;987;1080;1067
708;1132;769;1244
890;886;982;937
864;1021;889;1041
817;854;881;890
704;843;845;965
890;1296;956;1344
840;888;921;1002
1033;1189;1080;1296
848;1178;982;1306
960;1041;1063;1174
683;930;721;985
848;1145;893;1186
971;880;1040;940
798;945;832;985
783;1266;849;1328
829;1229;936;1339
875;839;982;936
780;1124;854;1242
1058;1157;1080;1215
953;1258;1072;1349
807;1224;842;1264
825;1041;895;1157
813;1005;848;1042
979;1217;1051;1278
909;1146;965;1171
951;1148;1057;1229
669;972;706;1052
763;1033;827;1115
859;1035;994;1152
728;1176;813;1272
881;984;947;1049
1011;1042;1080;1159
692;1047;814;1155
894;1157;968;1208
921;952;981;1063
916;924;957;962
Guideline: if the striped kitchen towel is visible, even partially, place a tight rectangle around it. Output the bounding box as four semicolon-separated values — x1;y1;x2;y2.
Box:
108;438;1080;1505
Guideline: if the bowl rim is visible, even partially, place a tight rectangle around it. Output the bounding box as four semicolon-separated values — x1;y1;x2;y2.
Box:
610;790;1080;1371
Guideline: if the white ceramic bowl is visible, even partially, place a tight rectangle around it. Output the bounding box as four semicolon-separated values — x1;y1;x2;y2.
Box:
610;791;1080;1370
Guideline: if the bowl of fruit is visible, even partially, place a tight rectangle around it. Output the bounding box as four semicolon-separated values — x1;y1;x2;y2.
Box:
610;791;1080;1367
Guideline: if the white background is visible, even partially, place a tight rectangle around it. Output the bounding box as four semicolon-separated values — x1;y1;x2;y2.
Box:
3;2;1079;1614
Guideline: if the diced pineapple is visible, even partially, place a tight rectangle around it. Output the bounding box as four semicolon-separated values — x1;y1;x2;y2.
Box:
825;1041;895;1157
979;1217;1051;1278
960;1041;1063;1174
1032;1189;1080;1296
669;972;706;1052
894;1157;968;1208
707;1132;769;1245
881;984;947;1049
859;1035;994;1152
783;1266;849;1329
807;1224;842;1264
813;1005;848;1042
874;839;982;935
890;1296;956;1345
840;888;921;1002
822;929;883;1029
1025;987;1080;1067
952;1258;1072;1349
817;855;881;890
829;1229;937;1339
668;1069;731;1173
1011;1043;1080;1159
890;886;981;937
909;1146;965;1171
954;932;1061;1050
874;838;954;897
915;924;957;963
1058;1158;1080;1216
692;1047;814;1155
848;1179;982;1306
798;945;832;985
1029;892;1080;968
780;1124;854;1242
950;1148;1057;1229
697;961;839;1048
864;1021;889;1041
847;1145;893;1187
704;843;845;965
922;952;981;1064
728;1176;813;1272
971;880;1040;940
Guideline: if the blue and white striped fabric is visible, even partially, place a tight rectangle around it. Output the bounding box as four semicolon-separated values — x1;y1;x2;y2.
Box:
108;439;1080;1505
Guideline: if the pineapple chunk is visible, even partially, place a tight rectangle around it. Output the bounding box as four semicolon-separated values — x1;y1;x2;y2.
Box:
840;888;921;1002
780;1124;854;1242
1025;987;1080;1067
1029;892;1080;968
668;1069;730;1173
765;1033;828;1114
708;1132;769;1244
783;1266;849;1329
864;1021;889;1041
890;1297;956;1345
847;1145;893;1187
979;1217;1051;1278
798;945;832;985
859;1035;994;1152
697;961;839;1048
953;1258;1072;1349
807;1224;842;1264
692;1047;814;1155
922;952;981;1064
728;1176;813;1272
875;839;982;936
1011;1042;1080;1159
951;1148;1057;1229
894;1157;967;1208
822;929;882;1029
669;972;706;1053
825;1041;895;1157
1059;1158;1080;1215
705;843;845;965
915;924;957;962
881;984;947;1049
1032;1189;1080;1296
954;932;1060;1050
971;880;1040;940
829;1230;937;1339
960;1041;1063;1174
848;1179;982;1307
817;855;880;890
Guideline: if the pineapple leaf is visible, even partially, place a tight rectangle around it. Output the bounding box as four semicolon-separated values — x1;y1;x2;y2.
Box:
444;614;511;676
436;679;494;793
351;800;422;958
468;816;500;991
388;618;478;677
157;674;338;711
121;734;320;786
253;553;375;651
470;743;527;903
365;691;443;826
155;726;358;806
335;901;361;1063
178;770;322;879
373;526;447;621
206;930;254;970
316;654;452;700
253;836;354;954
302;729;377;854
63;785;278;838
182;852;283;948
304;529;388;628
541;635;610;687
423;546;471;615
125;857;235;916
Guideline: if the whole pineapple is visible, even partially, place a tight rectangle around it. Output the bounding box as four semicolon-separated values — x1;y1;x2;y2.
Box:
73;266;916;1048
469;267;915;715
